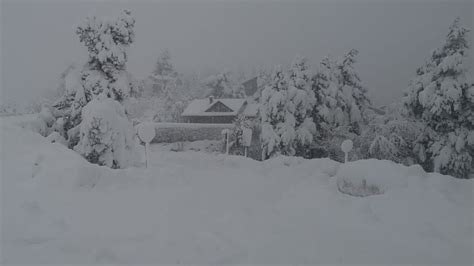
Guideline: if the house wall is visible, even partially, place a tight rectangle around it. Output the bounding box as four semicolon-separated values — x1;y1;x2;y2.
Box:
183;116;236;124
151;122;233;143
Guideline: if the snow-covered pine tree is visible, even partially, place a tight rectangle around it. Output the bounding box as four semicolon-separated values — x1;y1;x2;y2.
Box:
51;10;138;168
336;49;371;134
313;56;350;128
149;49;178;96
287;56;316;156
260;65;293;159
153;49;175;77
310;56;334;140
403;17;473;178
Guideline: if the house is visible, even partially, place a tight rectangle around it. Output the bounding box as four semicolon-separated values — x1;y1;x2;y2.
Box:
181;96;259;124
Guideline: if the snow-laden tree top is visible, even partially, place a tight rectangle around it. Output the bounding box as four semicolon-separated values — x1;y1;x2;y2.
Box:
153;49;176;77
76;10;135;78
403;17;472;132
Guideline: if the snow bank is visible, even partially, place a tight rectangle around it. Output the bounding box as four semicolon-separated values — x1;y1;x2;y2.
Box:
153;140;223;153
2;114;473;264
1;113;49;136
336;159;429;197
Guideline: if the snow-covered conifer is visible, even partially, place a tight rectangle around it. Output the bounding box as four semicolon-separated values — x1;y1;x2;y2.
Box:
287;56;316;156
336;49;371;133
52;10;138;159
403;17;473;178
153;49;176;77
260;65;289;158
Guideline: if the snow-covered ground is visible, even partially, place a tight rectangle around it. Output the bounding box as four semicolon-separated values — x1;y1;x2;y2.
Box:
1;116;473;265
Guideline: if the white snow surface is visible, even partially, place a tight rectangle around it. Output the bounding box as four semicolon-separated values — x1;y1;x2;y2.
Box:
1;115;473;265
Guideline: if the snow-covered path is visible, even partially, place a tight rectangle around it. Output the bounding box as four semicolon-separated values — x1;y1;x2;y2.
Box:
1;118;473;264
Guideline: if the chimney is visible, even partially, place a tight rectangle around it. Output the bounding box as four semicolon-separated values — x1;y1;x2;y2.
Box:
209;95;214;104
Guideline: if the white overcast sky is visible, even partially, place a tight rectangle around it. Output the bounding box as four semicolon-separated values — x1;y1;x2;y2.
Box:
1;0;473;106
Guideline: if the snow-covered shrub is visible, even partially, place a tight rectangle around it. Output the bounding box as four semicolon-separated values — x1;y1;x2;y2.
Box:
74;98;137;169
46;131;68;146
321;125;360;163
230;114;253;150
24;115;48;137
358;119;424;165
336;159;411;197
38;106;55;128
402;18;473;178
368;135;399;161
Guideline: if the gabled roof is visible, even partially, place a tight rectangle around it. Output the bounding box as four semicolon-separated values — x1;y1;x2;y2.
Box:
182;98;247;117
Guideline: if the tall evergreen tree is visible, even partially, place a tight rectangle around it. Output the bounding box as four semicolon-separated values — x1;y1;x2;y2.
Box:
336;49;371;133
153;49;176;77
403;17;473;178
287;56;316;156
311;56;337;136
260;65;295;158
53;10;136;149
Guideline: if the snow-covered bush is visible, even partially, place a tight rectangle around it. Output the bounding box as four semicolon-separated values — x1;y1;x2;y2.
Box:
402;17;473;178
46;131;68;146
321;125;360;163
336;159;413;197
368;135;399;161
358;119;424;165
230;114;253;150
74;98;137;168
38;106;55;128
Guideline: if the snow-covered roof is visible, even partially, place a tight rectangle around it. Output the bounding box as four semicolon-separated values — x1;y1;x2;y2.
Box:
182;98;247;117
242;103;260;117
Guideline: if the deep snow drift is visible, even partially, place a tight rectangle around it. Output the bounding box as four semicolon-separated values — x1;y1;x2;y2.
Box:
1;116;473;264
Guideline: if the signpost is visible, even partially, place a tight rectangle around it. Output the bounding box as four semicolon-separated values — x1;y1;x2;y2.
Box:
242;127;252;157
221;129;230;155
137;122;155;168
341;139;353;163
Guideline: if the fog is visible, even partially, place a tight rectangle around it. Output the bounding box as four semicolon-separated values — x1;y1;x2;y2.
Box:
1;0;472;106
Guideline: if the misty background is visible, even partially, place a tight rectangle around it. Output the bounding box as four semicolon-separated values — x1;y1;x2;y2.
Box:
1;0;472;106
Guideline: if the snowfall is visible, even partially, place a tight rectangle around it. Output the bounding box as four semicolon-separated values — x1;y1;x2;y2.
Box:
1;115;473;265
